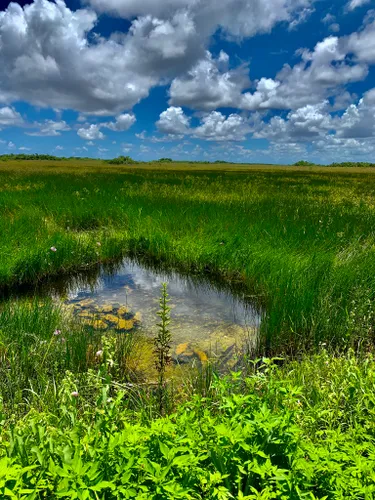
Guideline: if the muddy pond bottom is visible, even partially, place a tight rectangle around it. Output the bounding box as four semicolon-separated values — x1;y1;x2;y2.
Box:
63;259;261;367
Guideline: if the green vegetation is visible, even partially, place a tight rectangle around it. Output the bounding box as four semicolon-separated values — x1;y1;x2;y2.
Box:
1;161;375;353
106;155;138;165
0;153;92;162
156;157;173;163
1;160;375;497
293;160;317;166
1;342;375;498
294;159;375;168
328;161;375;168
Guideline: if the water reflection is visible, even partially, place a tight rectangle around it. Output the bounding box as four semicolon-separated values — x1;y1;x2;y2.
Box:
2;258;262;366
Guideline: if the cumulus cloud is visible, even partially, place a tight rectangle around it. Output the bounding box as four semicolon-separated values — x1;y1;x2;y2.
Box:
103;114;136;131
77;124;105;140
156;107;251;141
254;102;333;141
334;88;375;138
346;17;375;64
193;112;251;141
253;89;375;158
156;107;191;136
169;51;250;110
27;120;70;136
84;0;315;38
0;0;190;114
0;107;24;128
0;0;316;116
169;19;375;113
240;35;369;111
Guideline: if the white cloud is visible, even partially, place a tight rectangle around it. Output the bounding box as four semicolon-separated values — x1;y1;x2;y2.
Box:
170;20;375;113
193;112;251;141
77;124;105;140
240;35;369;111
103;114;136;131
27;120;70;136
322;13;336;24
328;23;340;33
19;146;31;151
254;101;332;141
346;0;371;11
156;107;191;135
251;88;375;162
156;107;251;141
55;145;64;150
0;0;316;116
0;0;214;115
346;18;375;64
334;88;375;138
84;0;315;38
7;141;15;149
136;130;147;140
169;51;250;110
0;107;24;127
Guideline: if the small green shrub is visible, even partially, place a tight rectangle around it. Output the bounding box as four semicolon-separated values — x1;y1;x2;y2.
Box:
293;160;317;166
106;156;136;165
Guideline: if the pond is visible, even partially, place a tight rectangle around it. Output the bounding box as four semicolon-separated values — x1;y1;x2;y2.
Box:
6;258;262;367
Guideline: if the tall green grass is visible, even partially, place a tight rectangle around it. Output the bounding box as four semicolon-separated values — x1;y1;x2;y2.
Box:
1;162;375;496
1;164;375;353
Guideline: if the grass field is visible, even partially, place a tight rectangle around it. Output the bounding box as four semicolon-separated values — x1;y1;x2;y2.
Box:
2;160;375;352
1;160;375;498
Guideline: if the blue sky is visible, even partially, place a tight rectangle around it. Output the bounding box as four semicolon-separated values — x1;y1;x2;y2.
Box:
0;0;374;163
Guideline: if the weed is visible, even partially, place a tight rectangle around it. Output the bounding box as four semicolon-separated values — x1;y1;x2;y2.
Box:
154;283;172;414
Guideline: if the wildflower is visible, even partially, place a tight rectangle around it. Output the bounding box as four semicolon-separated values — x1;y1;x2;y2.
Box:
50;246;57;252
96;350;103;358
53;329;61;336
71;391;79;398
61;337;66;343
96;242;101;247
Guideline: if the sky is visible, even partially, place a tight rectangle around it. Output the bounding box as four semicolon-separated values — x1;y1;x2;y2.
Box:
0;0;375;164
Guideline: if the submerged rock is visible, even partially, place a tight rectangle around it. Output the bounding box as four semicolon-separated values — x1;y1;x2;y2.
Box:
101;304;114;313
173;343;209;365
68;298;142;332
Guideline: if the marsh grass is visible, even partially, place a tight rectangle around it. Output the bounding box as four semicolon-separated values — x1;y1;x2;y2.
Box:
2;161;375;496
1;163;375;354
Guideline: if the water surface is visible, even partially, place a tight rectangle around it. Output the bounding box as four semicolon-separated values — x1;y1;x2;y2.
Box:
6;258;262;366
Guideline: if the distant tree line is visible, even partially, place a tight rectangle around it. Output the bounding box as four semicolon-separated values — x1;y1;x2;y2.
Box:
328;162;375;168
0;153;92;161
294;160;375;168
1;153;374;168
